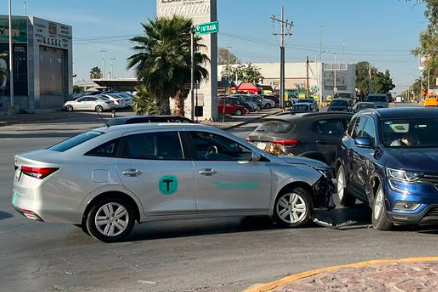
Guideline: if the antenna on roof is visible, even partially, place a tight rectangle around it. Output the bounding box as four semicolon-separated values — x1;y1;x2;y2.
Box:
96;112;110;128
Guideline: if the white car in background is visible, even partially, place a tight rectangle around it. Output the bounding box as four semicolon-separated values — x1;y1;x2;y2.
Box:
100;93;126;109
63;96;115;112
112;92;134;107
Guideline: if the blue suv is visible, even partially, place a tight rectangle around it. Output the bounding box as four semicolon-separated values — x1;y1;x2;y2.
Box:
336;108;438;230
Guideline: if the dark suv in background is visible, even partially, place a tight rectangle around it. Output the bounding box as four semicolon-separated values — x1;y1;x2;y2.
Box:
336;108;438;230
247;112;352;166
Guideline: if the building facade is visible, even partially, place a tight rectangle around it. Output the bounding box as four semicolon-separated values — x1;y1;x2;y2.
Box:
0;15;72;110
218;62;356;101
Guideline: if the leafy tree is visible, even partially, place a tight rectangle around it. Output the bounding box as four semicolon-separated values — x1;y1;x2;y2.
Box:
89;66;102;79
218;47;240;65
233;63;263;84
132;85;160;115
128;16;208;116
356;61;395;98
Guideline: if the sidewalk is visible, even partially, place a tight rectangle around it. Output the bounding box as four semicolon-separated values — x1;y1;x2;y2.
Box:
246;258;438;292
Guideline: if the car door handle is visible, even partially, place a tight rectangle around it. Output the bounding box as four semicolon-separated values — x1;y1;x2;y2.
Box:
199;168;217;176
122;169;143;177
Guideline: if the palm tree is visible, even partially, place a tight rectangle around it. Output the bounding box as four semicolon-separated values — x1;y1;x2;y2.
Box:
127;16;208;115
89;66;102;79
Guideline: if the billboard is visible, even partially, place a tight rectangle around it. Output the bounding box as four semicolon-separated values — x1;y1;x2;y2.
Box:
0;17;28;96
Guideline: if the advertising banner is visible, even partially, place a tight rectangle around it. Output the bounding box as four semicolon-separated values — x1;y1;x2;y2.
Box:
0;43;28;96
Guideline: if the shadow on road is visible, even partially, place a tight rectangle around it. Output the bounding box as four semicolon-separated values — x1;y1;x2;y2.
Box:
313;204;372;229
0;211;13;221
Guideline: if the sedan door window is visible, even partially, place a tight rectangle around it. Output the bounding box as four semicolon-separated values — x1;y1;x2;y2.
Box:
121;132;184;160
190;132;252;161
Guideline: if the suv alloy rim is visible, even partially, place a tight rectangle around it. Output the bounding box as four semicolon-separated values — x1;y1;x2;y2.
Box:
95;203;129;237
337;168;345;202
374;188;384;220
276;193;307;224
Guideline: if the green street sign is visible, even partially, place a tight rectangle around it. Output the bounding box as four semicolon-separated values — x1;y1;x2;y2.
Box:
195;21;219;35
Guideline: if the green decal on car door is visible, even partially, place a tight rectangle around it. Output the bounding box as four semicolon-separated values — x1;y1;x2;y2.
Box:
159;175;178;195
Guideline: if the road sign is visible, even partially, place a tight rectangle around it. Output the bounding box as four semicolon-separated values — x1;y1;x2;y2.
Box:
195;21;219;35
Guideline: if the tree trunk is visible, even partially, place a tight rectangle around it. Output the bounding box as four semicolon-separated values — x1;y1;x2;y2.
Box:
158;94;171;115
174;89;185;117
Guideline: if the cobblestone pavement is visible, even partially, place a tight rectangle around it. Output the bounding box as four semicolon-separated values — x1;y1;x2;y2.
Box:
273;262;438;292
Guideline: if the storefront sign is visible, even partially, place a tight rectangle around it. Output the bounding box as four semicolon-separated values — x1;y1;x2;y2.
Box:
0;18;28;43
32;18;72;50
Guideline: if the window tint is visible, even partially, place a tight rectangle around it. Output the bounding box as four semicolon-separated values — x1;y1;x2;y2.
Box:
347;117;357;136
190;132;252;161
255;120;295;134
312;119;344;136
361;118;376;145
352;117;367;139
86;139;120;157
49;131;103;152
121;132;183;160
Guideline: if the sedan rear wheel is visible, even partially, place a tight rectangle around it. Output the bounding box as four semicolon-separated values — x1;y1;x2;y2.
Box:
235;109;243;116
264;104;272;109
274;187;313;227
85;198;135;242
95;105;104;113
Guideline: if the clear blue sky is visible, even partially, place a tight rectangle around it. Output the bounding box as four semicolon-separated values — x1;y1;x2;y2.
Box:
1;0;427;94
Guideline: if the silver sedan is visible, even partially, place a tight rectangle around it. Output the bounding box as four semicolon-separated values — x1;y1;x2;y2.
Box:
12;124;333;242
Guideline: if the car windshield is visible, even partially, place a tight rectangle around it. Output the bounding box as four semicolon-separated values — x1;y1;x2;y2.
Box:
335;93;351;99
359;103;375;110
331;100;348;107
292;104;309;111
382;118;438;148
48;131;104;152
255;120;295;134
367;95;387;102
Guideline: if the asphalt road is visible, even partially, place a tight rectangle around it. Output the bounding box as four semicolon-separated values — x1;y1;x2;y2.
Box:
1;104;437;292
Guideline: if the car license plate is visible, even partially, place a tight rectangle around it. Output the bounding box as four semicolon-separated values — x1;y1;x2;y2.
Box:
257;142;267;150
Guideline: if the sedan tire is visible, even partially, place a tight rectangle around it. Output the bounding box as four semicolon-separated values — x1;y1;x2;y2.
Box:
371;185;393;231
274;187;313;228
95;105;104;113
85;198;135;243
264;104;272;109
336;165;356;207
235;109;243;116
66;105;74;112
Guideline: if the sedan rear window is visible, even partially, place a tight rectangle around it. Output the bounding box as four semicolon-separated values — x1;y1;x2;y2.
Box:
367;95;387;102
48;131;103;152
255;120;295;134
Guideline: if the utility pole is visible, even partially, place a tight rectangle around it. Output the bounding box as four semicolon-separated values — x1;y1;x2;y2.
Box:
271;7;293;108
190;26;195;121
110;58;116;79
368;63;372;95
100;50;107;79
319;26;323;102
306;56;310;98
8;0;14;112
24;1;28;16
333;53;337;97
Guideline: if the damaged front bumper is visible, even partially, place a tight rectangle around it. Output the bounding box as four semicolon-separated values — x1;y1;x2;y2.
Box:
312;174;335;210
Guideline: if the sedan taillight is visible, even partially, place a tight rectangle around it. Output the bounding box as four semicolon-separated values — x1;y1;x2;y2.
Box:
21;166;59;179
272;139;298;147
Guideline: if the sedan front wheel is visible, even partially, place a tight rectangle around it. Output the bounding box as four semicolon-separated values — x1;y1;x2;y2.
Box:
274;187;313;228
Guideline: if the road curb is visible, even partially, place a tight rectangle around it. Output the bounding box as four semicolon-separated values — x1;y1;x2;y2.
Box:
243;257;438;292
223;110;282;131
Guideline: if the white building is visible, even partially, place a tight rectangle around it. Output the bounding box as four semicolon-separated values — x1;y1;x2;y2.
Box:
218;62;356;101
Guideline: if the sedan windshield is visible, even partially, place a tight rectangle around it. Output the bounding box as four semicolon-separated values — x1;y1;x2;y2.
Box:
382;118;438;148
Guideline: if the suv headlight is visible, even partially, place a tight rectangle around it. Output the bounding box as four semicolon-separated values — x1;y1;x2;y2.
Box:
386;168;423;182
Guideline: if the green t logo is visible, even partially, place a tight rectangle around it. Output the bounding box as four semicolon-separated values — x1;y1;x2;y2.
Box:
159;175;178;195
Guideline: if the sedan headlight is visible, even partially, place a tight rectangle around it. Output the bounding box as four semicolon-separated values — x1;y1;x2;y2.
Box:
314;167;332;179
386;168;423;182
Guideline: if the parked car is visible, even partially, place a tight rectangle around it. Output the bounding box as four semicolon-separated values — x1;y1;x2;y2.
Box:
262;94;279;106
335;108;438;230
12;123;334;242
289;103;316;113
112;92;134;107
255;95;276;109
366;94;389;108
247;112;353;166
296;98;319;112
218;100;248;116
327;99;353;112
220;97;255;112
100;93;126;109
73;91;105;100
64;96;115;112
353;102;377;113
107;115;194;126
233;95;262;111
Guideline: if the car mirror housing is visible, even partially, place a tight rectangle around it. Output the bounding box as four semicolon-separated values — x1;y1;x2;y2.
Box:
251;152;262;162
355;137;373;148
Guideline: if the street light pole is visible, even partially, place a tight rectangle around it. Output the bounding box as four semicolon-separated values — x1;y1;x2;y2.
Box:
190;26;195;121
8;0;14;111
100;50;107;79
110;58;116;79
334;53;337;97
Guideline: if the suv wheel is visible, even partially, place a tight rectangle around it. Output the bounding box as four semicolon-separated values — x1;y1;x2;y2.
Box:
85;198;135;242
336;165;356;207
274;187;313;228
372;185;393;231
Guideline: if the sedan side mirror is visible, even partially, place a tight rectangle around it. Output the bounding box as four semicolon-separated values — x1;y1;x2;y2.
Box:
251;152;262;162
355;137;373;148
